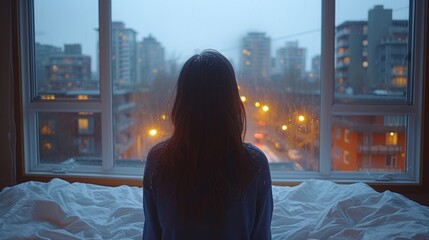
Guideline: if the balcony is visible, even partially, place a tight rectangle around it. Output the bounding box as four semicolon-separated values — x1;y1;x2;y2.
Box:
358;144;402;154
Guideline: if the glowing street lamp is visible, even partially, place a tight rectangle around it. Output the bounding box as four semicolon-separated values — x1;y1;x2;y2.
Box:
240;96;246;102
262;105;269;112
281;125;288;131
255;101;261;107
148;129;157;136
298;115;305;122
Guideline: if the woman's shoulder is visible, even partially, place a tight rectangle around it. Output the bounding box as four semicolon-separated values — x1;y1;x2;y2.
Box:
148;139;169;159
145;140;169;173
242;143;270;171
243;143;268;161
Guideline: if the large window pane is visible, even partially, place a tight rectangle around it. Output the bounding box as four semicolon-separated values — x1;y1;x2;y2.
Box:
38;112;102;166
335;1;410;103
34;0;99;100
331;115;407;172
112;0;321;171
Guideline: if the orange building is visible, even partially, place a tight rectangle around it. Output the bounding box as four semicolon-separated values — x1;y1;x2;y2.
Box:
331;116;406;172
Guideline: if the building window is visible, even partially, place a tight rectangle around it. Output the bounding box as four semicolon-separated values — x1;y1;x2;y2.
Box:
386;132;398;145
18;0;426;183
77;138;95;154
386;155;397;168
336;127;341;139
344;129;350;143
343;151;350;165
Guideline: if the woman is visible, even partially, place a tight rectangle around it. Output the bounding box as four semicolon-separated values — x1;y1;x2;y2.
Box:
143;49;273;239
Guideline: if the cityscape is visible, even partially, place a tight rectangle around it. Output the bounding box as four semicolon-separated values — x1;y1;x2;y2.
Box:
37;5;407;172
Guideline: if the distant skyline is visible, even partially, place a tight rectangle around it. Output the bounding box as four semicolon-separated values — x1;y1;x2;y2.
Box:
35;0;408;73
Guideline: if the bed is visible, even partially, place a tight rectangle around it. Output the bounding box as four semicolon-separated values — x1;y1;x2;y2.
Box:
0;178;428;240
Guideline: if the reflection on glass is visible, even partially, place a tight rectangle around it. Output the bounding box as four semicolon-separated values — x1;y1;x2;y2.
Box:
331;115;407;172
34;0;99;100
111;0;321;171
335;1;410;103
38;112;102;165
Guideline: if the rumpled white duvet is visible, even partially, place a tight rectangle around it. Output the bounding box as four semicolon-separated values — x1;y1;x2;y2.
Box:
0;179;428;240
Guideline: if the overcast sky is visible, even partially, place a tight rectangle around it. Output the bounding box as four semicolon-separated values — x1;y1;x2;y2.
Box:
35;0;408;72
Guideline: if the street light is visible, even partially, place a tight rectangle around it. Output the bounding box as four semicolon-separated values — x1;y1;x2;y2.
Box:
262;105;269;112
298;115;305;122
255;101;261;108
148;129;157;136
281;125;288;131
240;96;246;102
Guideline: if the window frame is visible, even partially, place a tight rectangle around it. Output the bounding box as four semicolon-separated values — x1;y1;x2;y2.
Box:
15;0;428;185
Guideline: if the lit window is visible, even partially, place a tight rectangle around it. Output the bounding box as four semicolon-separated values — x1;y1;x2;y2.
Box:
78;119;89;133
344;129;350;143
386;132;398;145
343;151;350;164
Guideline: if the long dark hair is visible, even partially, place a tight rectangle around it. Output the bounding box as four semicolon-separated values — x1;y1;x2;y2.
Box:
157;49;252;221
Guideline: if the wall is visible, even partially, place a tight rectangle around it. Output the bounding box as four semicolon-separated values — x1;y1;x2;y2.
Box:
0;0;15;190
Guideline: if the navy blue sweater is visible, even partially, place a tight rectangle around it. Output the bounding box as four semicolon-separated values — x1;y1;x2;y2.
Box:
143;142;273;240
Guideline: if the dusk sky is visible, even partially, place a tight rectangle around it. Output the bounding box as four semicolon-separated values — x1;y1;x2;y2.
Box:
35;0;408;72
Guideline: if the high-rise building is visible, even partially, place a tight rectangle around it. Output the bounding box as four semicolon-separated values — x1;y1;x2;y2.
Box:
239;32;271;87
335;5;408;94
308;55;321;82
45;44;92;90
377;20;408;90
275;41;307;80
111;21;138;87
138;35;165;87
335;21;368;94
35;43;62;91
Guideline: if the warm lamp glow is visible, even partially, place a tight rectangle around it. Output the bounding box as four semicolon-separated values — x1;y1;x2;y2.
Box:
149;129;157;136
262;105;269;112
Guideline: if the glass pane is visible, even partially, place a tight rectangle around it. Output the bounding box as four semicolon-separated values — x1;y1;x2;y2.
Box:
38;112;102;166
331;115;407;172
112;0;321;171
34;0;99;100
335;1;410;103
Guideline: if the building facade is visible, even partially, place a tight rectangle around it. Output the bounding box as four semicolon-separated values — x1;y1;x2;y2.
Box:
239;32;271;88
331;115;406;172
275;41;307;80
335;5;408;95
45;44;93;91
111;21;138;88
138;35;165;87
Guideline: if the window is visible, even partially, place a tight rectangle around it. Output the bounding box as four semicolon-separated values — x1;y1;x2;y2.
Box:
18;0;426;183
344;129;350;143
343;151;350;165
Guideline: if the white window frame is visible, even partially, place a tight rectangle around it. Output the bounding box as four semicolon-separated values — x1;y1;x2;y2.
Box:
18;0;427;183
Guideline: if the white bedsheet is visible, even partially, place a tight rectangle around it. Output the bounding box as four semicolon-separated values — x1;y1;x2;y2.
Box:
0;178;428;240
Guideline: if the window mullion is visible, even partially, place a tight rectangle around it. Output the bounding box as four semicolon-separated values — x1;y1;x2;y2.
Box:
320;0;335;176
331;104;415;115
99;0;114;171
27;101;103;112
407;0;426;181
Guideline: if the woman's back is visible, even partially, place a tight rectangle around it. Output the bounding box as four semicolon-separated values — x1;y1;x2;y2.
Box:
143;141;272;240
142;50;273;239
